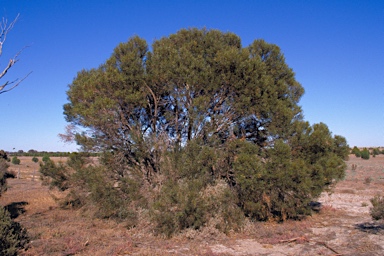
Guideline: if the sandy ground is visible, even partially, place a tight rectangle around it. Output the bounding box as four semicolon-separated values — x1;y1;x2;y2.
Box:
208;155;384;256
1;155;384;255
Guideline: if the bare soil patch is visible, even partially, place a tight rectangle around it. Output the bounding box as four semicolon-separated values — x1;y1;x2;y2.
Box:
1;155;384;255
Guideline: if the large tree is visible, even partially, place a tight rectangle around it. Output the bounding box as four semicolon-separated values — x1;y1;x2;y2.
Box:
64;29;304;177
62;28;348;224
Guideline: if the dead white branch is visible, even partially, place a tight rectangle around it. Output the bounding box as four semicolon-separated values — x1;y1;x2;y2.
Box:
0;14;19;56
0;14;32;94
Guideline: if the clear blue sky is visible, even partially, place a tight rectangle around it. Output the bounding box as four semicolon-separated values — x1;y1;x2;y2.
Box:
0;0;383;152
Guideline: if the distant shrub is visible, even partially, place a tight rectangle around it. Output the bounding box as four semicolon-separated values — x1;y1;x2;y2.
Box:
372;148;380;157
0;207;29;256
351;146;361;157
42;155;50;162
11;156;20;165
361;148;370;160
370;195;384;220
31;157;38;163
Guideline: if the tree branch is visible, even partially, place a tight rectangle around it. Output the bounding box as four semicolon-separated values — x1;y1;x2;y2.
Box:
0;14;32;94
0;71;32;94
0;14;20;56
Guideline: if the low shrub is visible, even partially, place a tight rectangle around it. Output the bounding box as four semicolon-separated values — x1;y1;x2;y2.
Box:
39;155;140;227
152;179;243;237
11;156;20;165
361;148;370;160
370;195;384;220
351;146;361;157
42;155;50;163
372;148;381;156
0;207;29;256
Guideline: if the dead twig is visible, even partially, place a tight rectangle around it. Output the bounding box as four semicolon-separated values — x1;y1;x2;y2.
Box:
316;241;342;255
279;236;309;243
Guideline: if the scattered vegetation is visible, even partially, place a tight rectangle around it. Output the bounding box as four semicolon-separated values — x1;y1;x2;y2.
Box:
0;150;29;255
350;146;384;159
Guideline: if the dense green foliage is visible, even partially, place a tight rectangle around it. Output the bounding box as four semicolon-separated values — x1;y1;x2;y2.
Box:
0;207;29;256
31;157;38;163
11;156;20;165
42;155;51;163
0;150;10;196
361;148;370;160
371;147;381;157
42;28;349;235
351;146;361;157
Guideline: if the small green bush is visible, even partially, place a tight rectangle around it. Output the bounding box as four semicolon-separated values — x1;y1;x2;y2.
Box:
370;195;384;220
0;207;29;256
31;157;38;163
351;146;361;157
361;148;370;160
39;155;140;226
11;157;20;165
42;155;50;162
372;148;381;157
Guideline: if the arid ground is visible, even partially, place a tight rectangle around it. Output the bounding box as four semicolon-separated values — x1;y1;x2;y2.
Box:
1;155;383;255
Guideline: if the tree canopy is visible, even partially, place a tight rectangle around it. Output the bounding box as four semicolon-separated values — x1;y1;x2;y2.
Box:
64;29;306;177
60;28;349;229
